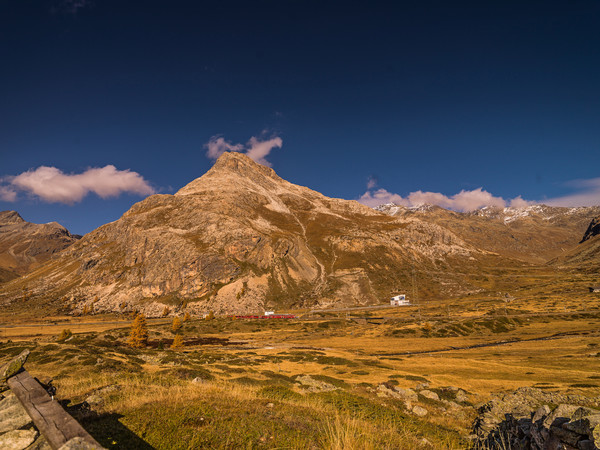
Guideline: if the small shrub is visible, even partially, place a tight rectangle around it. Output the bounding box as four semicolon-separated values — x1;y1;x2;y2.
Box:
58;329;73;342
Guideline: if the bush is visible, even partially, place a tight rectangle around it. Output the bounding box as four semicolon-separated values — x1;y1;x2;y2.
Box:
58;329;73;342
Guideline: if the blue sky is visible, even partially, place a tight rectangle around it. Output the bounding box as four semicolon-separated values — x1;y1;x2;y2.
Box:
1;0;599;234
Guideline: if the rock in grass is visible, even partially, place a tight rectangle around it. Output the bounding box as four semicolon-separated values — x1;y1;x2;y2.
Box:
0;429;38;450
377;384;418;403
295;375;337;393
419;390;439;401
412;405;428;417
455;389;469;403
0;350;30;388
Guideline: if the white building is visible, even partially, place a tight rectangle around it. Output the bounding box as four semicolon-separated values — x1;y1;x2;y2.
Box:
390;294;410;306
264;311;275;316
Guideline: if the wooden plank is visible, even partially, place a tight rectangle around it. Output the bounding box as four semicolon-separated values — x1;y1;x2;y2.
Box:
7;370;105;450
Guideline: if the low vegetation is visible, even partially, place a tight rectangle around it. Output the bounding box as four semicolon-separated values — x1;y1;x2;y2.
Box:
1;286;599;449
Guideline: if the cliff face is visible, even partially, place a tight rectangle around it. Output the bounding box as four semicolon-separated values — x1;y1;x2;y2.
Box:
0;211;79;282
1;152;496;315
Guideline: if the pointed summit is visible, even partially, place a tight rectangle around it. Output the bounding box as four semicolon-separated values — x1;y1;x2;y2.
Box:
176;152;283;196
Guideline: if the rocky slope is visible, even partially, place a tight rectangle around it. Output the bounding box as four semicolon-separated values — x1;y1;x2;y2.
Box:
0;211;80;282
376;203;600;264
549;215;600;270
0;152;511;316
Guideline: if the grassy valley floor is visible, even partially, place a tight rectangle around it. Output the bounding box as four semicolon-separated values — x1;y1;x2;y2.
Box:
1;288;599;449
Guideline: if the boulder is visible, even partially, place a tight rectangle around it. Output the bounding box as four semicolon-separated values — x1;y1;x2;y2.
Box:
419;390;439;401
0;429;38;450
545;404;581;428
0;393;33;433
532;404;551;423
0;350;30;388
455;389;469;403
412;405;428;417
376;384;418;403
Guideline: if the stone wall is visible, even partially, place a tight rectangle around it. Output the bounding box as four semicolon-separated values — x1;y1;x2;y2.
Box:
472;387;600;449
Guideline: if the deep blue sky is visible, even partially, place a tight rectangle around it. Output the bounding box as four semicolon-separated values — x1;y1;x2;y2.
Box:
1;0;599;234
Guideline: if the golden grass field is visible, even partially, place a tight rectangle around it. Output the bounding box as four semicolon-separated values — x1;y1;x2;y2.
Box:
1;274;599;449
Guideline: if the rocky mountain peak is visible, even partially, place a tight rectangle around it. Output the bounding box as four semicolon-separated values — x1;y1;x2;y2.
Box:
0;210;25;225
176;152;283;196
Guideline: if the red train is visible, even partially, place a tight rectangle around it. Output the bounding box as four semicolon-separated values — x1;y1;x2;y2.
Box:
229;314;296;320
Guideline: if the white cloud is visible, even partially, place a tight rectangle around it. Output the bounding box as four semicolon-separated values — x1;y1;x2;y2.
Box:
245;136;283;167
544;177;600;207
359;188;408;207
359;182;531;211
204;134;283;167
0;185;17;202
366;177;378;190
3;165;155;204
509;196;534;208
205;136;244;160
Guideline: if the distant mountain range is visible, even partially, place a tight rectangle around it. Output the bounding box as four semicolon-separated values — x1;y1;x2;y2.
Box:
1;152;598;316
374;203;600;265
0;211;80;283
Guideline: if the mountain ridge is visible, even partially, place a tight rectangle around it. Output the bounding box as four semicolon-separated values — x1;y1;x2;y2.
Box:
375;202;600;264
0;210;80;282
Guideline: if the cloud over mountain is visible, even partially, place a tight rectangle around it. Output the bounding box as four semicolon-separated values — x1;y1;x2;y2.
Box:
544;177;600;207
205;134;283;167
358;182;534;211
1;165;155;204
